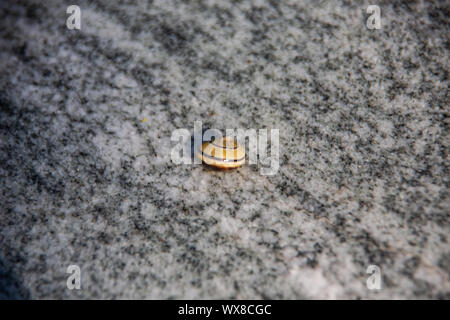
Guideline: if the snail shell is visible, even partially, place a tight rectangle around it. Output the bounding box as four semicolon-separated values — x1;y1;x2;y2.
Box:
196;136;245;169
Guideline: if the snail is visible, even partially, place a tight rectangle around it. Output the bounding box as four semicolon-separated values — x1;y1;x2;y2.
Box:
196;136;245;169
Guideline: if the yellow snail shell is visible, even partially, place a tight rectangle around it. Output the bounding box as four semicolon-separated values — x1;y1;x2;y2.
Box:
196;136;245;169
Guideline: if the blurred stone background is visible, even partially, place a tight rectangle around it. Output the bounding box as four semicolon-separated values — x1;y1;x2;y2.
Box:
0;0;448;299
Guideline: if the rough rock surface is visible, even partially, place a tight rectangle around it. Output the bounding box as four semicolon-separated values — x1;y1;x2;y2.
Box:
0;0;448;299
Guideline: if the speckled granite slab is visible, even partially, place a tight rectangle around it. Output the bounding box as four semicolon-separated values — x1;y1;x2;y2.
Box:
0;0;448;299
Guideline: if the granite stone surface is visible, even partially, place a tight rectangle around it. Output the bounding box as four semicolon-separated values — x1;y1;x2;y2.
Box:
0;0;448;299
